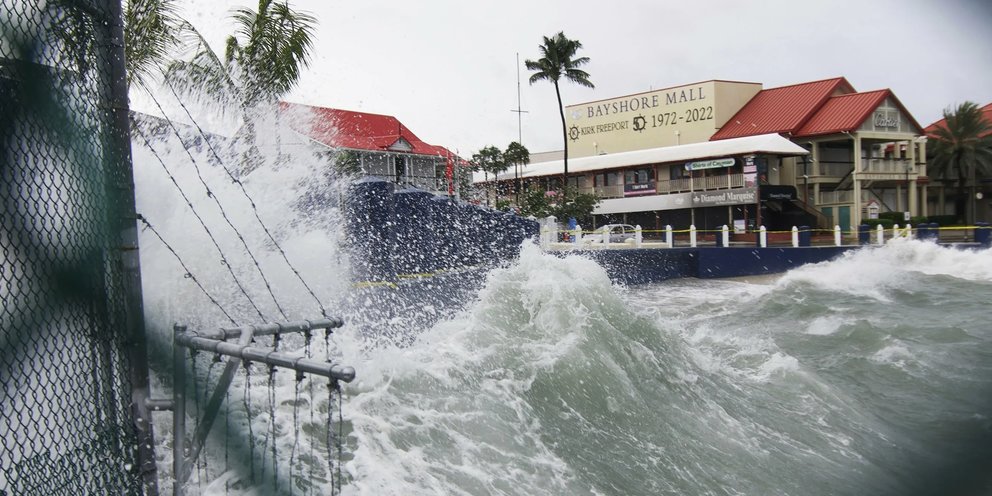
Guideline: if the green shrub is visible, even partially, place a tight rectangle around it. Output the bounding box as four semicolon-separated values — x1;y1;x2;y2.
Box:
926;215;960;226
878;211;905;222
863;218;894;229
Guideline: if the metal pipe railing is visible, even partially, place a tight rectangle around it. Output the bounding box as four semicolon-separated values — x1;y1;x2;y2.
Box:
171;319;355;495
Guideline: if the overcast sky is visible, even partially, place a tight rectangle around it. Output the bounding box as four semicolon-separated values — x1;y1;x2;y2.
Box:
170;0;992;157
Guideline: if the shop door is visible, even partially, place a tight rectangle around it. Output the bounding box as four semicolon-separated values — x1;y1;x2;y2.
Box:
838;206;850;233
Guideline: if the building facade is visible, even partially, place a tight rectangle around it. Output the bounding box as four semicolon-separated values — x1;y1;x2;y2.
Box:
923;102;992;224
282;102;463;194
495;77;928;233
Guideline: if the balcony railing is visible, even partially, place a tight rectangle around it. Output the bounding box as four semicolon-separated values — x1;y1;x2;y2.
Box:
367;174;443;192
816;162;851;177
818;190;879;205
814;159;917;178
862;158;913;174
657;173;744;194
578;173;746;199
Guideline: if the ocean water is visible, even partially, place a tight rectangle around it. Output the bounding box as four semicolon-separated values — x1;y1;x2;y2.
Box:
339;241;992;496
132;116;992;496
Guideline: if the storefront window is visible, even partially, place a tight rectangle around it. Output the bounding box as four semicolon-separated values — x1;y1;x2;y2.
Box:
567;175;587;188
625;168;654;184
595;172;619;186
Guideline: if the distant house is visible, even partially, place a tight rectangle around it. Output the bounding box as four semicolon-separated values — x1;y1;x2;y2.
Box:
924;102;992;139
923;102;992;222
492;77;926;232
711;77;925;231
282;102;464;194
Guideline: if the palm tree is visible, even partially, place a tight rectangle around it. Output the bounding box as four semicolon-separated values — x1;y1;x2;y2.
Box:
471;145;505;206
123;0;183;89
163;0;316;173
928;102;992;225
525;32;593;186
503;141;530;204
166;0;316;110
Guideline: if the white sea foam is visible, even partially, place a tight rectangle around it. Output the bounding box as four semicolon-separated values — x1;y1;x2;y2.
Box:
805;315;851;336
779;239;992;300
871;344;915;368
131;103;992;495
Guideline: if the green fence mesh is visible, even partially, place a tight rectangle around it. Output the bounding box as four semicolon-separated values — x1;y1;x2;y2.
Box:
1;1;151;494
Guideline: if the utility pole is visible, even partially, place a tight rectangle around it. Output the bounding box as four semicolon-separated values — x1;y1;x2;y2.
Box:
510;52;529;204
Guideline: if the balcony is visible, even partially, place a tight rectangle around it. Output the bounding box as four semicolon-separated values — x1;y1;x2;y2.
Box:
861;158;913;175
579;173;747;199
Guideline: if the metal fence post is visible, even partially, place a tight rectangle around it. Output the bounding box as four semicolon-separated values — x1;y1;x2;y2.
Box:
97;0;160;491
173;326;188;496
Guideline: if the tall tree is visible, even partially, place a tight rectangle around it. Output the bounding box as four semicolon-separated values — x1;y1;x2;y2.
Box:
123;0;183;89
165;1;315;113
525;32;593;185
928;102;992;224
504;141;530;203
471;145;506;206
164;0;316;173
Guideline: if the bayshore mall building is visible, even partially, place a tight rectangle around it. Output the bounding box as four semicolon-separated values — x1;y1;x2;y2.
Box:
488;77;932;234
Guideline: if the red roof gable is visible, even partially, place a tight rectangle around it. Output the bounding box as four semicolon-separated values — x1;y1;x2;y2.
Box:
795;89;923;137
711;77;855;140
280;102;451;157
924;102;992;138
794;90;888;137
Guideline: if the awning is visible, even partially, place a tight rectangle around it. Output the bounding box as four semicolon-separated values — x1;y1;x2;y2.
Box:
491;133;808;182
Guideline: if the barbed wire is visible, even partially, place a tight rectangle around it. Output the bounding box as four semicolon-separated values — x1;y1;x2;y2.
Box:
136;214;239;326
157;78;331;318
133;125;269;322
138;84;290;321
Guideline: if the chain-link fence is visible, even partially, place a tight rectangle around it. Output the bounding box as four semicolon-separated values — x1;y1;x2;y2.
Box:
1;1;154;494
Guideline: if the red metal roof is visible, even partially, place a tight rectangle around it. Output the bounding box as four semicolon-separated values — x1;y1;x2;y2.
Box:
793;90;888;137
710;77;856;140
924;102;992;138
280;102;452;157
795;89;923;137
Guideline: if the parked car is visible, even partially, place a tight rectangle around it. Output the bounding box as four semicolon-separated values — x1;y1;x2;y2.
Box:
584;224;637;244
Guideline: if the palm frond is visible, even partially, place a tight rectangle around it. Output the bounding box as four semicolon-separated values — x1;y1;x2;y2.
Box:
44;1;97;77
124;0;182;88
227;0;316;107
163;23;238;112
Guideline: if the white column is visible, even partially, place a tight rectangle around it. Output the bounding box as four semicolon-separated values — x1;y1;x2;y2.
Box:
791;226;799;247
665;224;673;247
834;225;842;246
635;225;642;248
876;224;884;245
853;135;863;229
759;226;767;247
907;140;918;216
689;225;697;247
721;225;729;247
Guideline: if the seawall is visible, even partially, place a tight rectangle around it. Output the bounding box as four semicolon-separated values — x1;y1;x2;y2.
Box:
574;246;853;285
342;179;540;284
340;180;539;338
